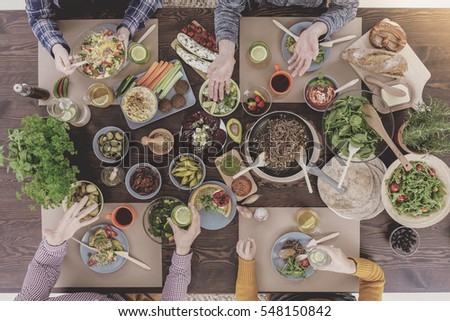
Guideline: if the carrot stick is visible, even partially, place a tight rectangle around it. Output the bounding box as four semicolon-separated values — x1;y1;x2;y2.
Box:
142;61;169;88
148;63;174;90
136;61;159;86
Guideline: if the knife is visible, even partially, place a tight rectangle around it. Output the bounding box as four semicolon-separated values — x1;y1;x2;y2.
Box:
272;19;299;42
71;237;151;271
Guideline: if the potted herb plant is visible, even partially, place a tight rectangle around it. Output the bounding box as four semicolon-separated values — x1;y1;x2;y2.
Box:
398;98;450;155
0;115;79;210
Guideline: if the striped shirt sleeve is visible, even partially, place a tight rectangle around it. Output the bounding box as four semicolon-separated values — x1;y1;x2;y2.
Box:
161;252;193;301
314;0;359;38
215;0;247;46
25;0;70;57
119;0;162;37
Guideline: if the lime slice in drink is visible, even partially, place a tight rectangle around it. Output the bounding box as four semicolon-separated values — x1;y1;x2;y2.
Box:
309;250;325;264
129;43;150;65
250;45;268;63
171;205;192;227
60;110;73;122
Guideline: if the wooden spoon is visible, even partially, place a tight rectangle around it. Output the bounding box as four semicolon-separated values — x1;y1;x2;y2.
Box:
320;35;356;48
361;104;413;171
141;136;165;146
365;76;407;97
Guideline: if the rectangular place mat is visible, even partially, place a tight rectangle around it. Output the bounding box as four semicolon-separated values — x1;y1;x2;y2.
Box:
239;207;360;292
239;17;362;103
38;19;159;105
41;203;162;290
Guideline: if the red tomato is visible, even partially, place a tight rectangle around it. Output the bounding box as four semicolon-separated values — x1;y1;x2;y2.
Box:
396;195;408;203
389;183;399;193
212;190;230;207
181;26;188;33
301;259;310;267
416;164;424;171
428;168;436;176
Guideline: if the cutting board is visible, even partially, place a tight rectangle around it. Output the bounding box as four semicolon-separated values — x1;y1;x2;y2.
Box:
38;19;159;106
345;27;431;112
41;203;162;290
239;207;359;292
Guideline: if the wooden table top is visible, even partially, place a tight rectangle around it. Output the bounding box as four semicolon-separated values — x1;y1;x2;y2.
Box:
0;7;449;294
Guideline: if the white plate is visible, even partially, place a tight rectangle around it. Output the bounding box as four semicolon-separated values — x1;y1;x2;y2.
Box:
381;154;450;228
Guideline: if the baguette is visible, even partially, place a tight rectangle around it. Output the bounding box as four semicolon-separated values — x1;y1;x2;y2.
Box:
341;48;408;78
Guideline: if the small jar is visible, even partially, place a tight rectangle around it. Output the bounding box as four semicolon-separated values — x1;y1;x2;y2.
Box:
101;167;125;187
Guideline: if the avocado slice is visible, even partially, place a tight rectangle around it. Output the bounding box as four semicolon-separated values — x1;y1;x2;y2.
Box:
226;118;242;144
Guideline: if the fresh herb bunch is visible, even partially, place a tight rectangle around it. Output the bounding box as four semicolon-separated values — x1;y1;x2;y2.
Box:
402;97;450;154
0;115;78;210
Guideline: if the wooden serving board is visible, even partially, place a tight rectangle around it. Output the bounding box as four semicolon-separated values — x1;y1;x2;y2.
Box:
345;26;431;113
170;20;214;80
214;148;258;202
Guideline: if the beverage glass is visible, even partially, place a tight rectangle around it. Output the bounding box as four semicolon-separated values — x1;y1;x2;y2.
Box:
307;247;331;269
296;208;320;234
105;205;136;229
269;64;293;96
46;98;91;127
85;83;114;108
248;41;271;67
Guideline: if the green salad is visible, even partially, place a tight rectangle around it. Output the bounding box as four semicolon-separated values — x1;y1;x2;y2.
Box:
324;96;381;159
286;35;326;64
201;81;239;116
147;198;183;240
387;161;446;217
278;256;307;279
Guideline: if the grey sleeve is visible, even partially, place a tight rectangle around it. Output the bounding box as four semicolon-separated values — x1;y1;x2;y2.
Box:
214;0;247;46
314;0;359;37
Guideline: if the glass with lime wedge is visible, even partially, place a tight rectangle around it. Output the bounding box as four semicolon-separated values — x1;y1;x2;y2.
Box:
248;41;270;64
129;43;150;65
171;205;192;228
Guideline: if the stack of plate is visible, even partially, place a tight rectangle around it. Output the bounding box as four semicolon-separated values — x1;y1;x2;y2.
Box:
318;157;386;220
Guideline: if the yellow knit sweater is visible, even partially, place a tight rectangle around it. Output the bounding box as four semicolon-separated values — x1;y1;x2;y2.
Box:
236;257;385;301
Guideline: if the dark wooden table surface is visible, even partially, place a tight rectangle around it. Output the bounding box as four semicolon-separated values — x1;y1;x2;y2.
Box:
1;7;450;294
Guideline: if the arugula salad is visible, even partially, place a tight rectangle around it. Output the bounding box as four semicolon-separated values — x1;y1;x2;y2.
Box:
324;96;381;159
387;161;446;217
201;80;239;116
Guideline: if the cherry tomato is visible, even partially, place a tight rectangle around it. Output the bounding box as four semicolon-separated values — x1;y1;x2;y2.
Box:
416;164;424;171
428;168;436;176
196;26;203;34
389;183;399;193
422;207;429;213
300;259;310;267
181;26;188;33
396;195;408;203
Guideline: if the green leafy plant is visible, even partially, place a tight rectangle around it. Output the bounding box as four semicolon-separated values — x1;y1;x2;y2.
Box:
0;115;79;210
402;98;450;154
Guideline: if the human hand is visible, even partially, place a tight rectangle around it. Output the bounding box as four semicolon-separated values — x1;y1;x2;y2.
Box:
207;39;236;101
52;44;76;75
287;29;319;78
117;26;131;50
236;237;256;261
44;196;99;246
167;203;201;256
313;245;356;274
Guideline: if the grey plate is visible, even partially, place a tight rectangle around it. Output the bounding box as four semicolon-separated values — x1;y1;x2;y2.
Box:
115;59;196;130
189;181;237;231
281;22;331;72
271;231;315;281
80;224;129;274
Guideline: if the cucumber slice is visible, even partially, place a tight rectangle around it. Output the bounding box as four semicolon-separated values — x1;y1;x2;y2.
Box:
60;111;73;122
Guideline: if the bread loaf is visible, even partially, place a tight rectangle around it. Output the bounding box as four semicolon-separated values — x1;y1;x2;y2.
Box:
370;18;407;53
341;48;408;78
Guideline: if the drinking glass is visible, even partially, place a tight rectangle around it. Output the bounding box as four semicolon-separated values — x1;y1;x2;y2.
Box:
296;208;320;234
85;83;114;108
46;98;91;127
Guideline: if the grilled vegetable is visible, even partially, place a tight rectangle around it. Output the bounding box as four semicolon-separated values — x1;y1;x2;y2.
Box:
177;33;217;61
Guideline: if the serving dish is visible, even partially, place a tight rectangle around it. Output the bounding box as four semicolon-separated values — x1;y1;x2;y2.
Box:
80;224;129;273
281;22;331;72
271;231;314;280
303;73;338;112
188;181;237;230
125;163;162;200
93;126;129;164
381;154;450;228
199;79;240;117
169;153;206;191
115;59;196;130
62;180;104;221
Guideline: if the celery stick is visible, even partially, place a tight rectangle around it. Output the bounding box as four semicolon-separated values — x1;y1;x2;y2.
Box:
159;71;183;99
156;62;181;93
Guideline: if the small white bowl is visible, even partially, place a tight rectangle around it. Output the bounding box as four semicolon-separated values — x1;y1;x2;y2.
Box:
169;153;206;191
199;79;240;117
93;126;129;164
125;163;162;200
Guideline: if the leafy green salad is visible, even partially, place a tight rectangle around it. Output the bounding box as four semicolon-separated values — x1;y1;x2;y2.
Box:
201;81;239;116
387;161;446;217
324;96;381;159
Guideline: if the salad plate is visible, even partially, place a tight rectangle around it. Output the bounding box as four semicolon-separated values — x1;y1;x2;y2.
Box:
271;231;314;281
80;224;129;274
281;22;331;72
189;181;237;230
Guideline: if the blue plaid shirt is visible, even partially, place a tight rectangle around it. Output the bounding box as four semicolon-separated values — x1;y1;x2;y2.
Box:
25;0;162;56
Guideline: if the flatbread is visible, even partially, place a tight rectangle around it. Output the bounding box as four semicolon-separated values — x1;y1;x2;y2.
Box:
318;158;374;210
361;164;386;220
189;183;232;217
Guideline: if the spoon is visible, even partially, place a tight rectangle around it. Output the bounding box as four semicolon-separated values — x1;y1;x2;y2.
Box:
320;35;356;48
361;104;413;171
334;78;360;95
306;163;347;194
233;152;266;179
272;19;299;41
295;147;312;194
337;143;360;188
365;76;407;97
141;136;165;146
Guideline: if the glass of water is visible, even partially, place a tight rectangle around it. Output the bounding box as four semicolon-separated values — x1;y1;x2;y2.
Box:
47;98;91;127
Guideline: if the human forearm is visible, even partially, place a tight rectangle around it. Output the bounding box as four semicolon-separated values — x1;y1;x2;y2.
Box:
314;0;359;37
351;258;385;301
161;252;193;301
120;0;162;37
15;240;67;301
236;258;258;301
214;0;246;46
